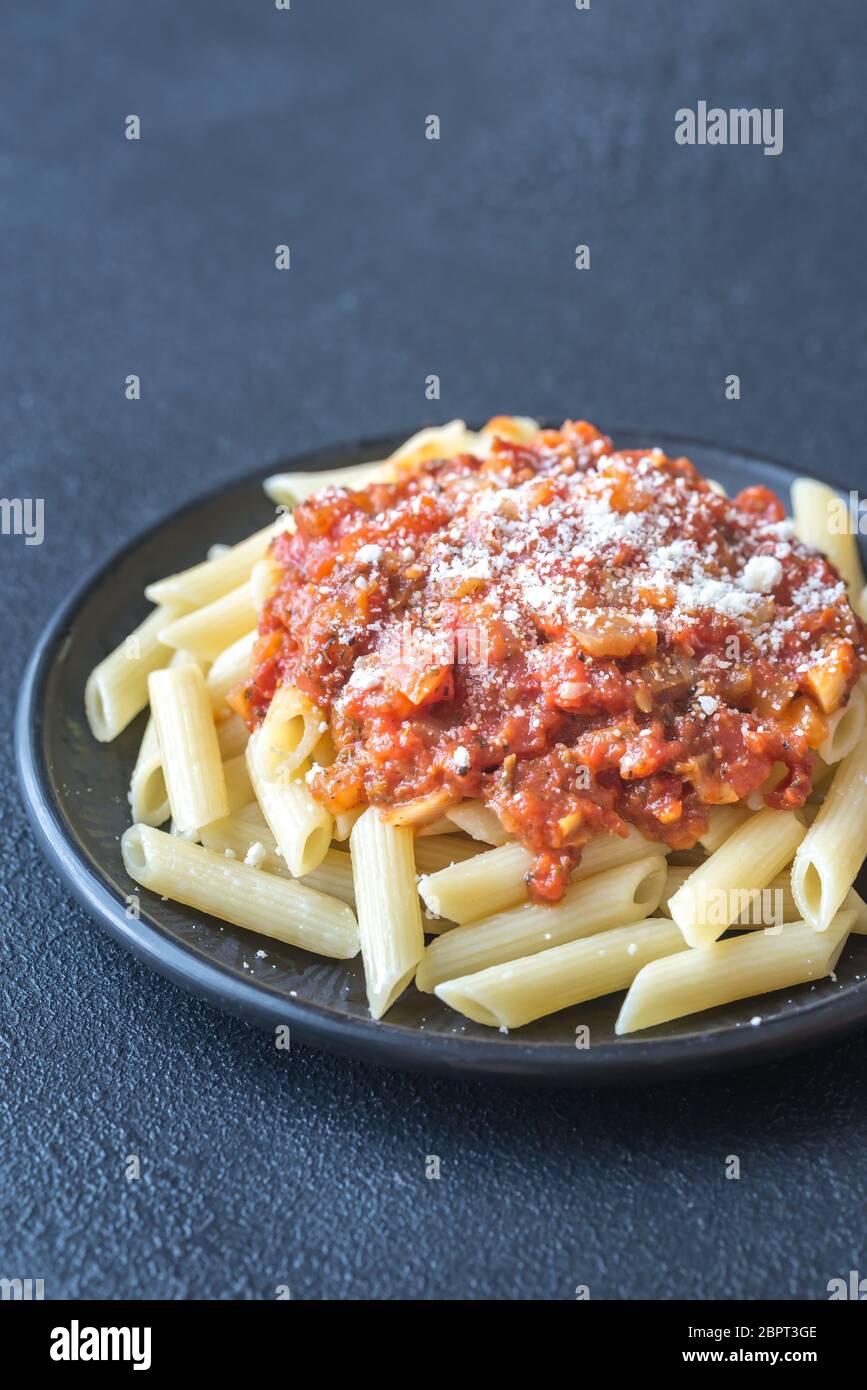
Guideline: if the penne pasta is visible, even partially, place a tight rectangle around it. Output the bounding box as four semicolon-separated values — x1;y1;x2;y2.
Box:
221;752;255;813
615;912;855;1035
85;604;181;742
122;825;359;958
129;717;169;827
419;825;663;925
698;805;750;855
333;806;364;842
818;680;865;764
199;809;356;906
158;581;256;664
264;460;389;508
216;712;249;760
350;808;425;1019
148;663;228;833
85;418;867;1047
791;478;865;599
145;517;289;611
415;855;667;993
207;630;257;715
412;834;482;875
661;866;867;931
436;918;689;1029
667;809;806;948
128;649;208;824
415;816;460;837
792;733;867;930
445;800;513;846
250;684;327;783
245;735;332;877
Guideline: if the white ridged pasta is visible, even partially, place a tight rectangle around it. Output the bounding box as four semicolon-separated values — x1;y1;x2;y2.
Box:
616;912;854;1035
668;809;806;948
145;517;289;611
199;809;356;906
85;604;181;742
436;918;688;1029
350;808;425;1019
445;800;512;846
698;804;750;854
818;680;866;764
791;478;865;598
245;732;332;877
207;630;256;714
792;733;867;930
415;854;667;993
148;664;228;833
129;717;169;826
419;825;662;925
122;825;359;958
158;581;256;664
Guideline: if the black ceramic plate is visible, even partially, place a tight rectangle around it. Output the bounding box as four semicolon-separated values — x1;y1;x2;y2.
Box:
16;429;867;1083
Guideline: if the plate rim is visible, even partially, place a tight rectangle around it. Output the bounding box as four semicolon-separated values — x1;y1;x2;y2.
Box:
16;424;867;1084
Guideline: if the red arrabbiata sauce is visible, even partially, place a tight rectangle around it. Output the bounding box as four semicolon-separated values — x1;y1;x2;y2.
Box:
237;421;867;902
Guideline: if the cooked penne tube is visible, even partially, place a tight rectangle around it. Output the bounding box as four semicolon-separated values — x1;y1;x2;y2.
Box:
415;854;667;993
350;808;425;1019
792;734;867;930
250;552;281;613
221;752;255;812
122;825;359;958
818;680;865;763
85;418;867;1044
436;918;689;1029
415;816;460;837
246;734;332;876
419;825;663;925
661;864;799;926
445;800;512;846
199;809;356;905
148;664;229;833
128;649;208;824
667;809;806;948
129;717;169;826
264;461;389;508
249;684;327;783
145;518;289;611
267;422;494;506
85;604;181;742
698;804;750;854
412;834;482;875
333;806;364;842
660;865;867;930
158;581;256;664
809;752;835;796
207;630;257;714
216;712;249;759
615;912;855;1035
791;478;865;598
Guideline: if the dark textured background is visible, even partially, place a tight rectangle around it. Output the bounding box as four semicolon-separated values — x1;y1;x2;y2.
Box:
2;0;866;1300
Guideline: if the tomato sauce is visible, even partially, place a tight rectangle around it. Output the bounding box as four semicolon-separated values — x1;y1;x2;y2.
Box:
238;421;867;901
